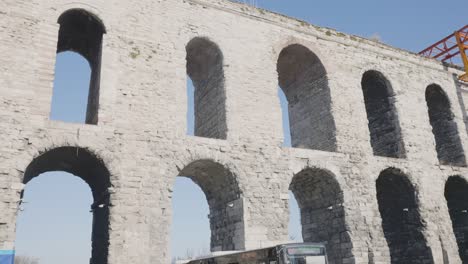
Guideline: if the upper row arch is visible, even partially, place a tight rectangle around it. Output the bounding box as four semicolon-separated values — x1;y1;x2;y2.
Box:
272;38;334;74
54;4;106;31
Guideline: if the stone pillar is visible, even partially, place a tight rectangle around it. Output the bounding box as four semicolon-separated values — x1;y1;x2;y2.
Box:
0;182;22;255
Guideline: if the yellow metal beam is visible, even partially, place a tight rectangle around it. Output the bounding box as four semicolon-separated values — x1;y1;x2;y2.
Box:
455;31;468;82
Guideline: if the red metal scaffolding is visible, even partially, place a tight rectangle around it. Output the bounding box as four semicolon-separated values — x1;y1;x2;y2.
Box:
419;25;468;82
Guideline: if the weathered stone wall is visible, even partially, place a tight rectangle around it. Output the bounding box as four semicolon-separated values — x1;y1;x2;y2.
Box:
1;0;468;263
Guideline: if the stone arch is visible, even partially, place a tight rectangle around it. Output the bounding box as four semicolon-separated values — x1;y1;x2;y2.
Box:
186;37;227;139
376;168;433;263
425;84;466;166
22;146;111;264
445;175;468;261
361;70;405;158
55;9;106;125
289;168;348;264
176;159;243;251
277;44;336;151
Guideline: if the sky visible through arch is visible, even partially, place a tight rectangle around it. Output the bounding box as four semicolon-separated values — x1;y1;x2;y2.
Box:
13;0;467;263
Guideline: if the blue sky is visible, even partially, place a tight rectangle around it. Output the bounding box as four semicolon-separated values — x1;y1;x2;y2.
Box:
14;0;466;263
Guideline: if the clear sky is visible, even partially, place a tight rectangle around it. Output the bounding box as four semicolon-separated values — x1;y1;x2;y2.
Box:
13;0;466;263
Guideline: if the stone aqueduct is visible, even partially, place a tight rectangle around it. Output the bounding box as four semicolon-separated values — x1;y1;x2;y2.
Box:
1;0;468;263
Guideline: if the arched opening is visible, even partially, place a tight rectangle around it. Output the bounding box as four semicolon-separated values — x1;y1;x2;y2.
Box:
17;147;111;264
289;168;347;263
426;84;466;166
288;191;302;242
361;71;405;158
171;177;210;261
174;160;243;253
186;38;227;139
277;44;336;151
50;52;92;123
52;9;105;125
445;176;468;261
278;88;292;147
186;77;195;136
15;172;93;263
376;168;433;263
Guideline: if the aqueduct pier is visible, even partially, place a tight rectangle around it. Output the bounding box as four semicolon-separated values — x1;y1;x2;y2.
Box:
2;0;468;263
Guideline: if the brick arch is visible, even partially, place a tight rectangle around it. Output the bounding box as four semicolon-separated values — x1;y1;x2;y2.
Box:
54;3;106;27
273;38;334;72
22;146;112;264
186;37;227;139
376;168;433;264
289;167;350;264
176;159;244;251
425;84;466;166
277;44;336;151
361;70;405;158
445;175;468;261
57;9;106;61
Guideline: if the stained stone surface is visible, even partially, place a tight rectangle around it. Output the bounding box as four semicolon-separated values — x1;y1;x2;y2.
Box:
1;1;468;263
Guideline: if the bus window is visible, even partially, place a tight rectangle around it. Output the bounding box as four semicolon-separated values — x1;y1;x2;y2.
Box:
287;256;325;264
187;244;326;264
283;246;326;264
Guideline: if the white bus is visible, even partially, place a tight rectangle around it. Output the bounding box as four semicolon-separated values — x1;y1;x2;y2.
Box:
186;243;327;264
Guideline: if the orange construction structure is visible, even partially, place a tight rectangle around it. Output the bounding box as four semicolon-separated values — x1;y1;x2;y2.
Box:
419;25;468;82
